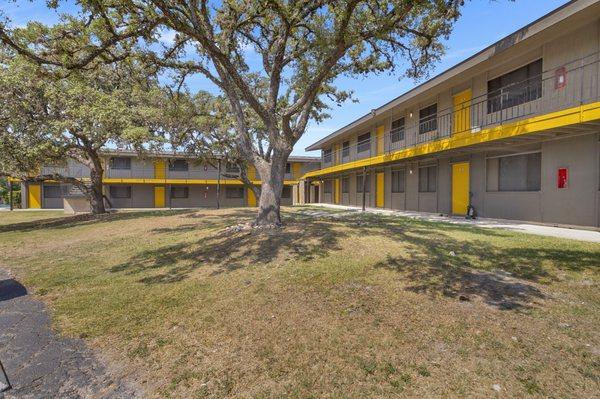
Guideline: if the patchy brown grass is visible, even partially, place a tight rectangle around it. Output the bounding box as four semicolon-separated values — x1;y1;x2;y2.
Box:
0;207;598;398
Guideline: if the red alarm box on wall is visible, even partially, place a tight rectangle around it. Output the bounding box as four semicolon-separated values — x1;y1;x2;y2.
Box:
557;168;568;189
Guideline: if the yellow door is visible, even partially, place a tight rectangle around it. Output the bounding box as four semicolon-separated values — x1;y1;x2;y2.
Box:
376;125;385;155
452;89;472;134
334;178;340;204
451;162;470;215
247;187;257;207
154;160;166;179
376;172;384;208
154;186;165;207
28;184;41;209
292;162;302;179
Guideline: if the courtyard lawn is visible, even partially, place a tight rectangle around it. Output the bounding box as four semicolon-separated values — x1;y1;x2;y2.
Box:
0;207;598;398
0;210;66;226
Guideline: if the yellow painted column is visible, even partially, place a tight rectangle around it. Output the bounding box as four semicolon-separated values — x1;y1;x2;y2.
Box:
376;125;385;155
28;184;41;209
376;172;384;208
154;159;166;179
334;178;340;204
154;186;165;207
247;187;257;207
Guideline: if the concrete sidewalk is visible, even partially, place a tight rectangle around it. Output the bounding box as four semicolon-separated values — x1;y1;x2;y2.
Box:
309;203;600;243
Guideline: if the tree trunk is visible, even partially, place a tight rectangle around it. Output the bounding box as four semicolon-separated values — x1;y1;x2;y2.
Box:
89;167;106;214
254;154;287;226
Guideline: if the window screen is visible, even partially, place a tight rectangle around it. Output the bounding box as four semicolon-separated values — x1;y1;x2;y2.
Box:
340;141;350;158
391;118;405;142
323;149;332;163
498;152;541;191
170;186;189;198
419;104;437;134
323;180;332;193
357;174;371;193
169;159;189;171
282;186;292;198
357;132;371;153
225;187;244;198
110;157;131;170
419;166;437;192
43;185;62;198
341;177;350;193
391;170;405;193
487;59;542;113
110;186;131;198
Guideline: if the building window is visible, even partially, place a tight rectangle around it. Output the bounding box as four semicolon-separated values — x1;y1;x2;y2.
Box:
285;163;291;174
391;118;405;143
109;186;131;198
43;185;63;198
419;166;437;192
342;141;350;157
357;174;370;193
110;157;131;170
225;163;240;173
357;132;371;153
323;180;332;193
170;186;189;198
498;152;541;191
225;187;244;198
169;159;189;171
419;104;437;134
323;149;332;163
282;186;291;198
487;59;542;114
341;177;350;193
391;170;405;193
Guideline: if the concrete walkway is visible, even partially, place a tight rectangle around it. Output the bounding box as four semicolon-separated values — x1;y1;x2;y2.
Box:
0;269;138;399
309;203;600;243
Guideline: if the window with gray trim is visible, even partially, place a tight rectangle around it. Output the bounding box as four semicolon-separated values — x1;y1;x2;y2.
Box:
225;187;244;198
323;149;332;163
109;186;131;198
391;118;405;142
356;174;370;193
170;186;189;198
285;163;291;174
391;170;405;193
487;59;542;114
342;141;350;157
110;157;131;170
418;166;437;192
225;163;240;173
498;152;541;191
341;177;350;193
357;132;371;153
419;104;437;134
43;185;62;198
169;159;189;171
323;180;332;193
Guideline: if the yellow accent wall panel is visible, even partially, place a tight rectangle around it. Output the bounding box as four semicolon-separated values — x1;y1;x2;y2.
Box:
247;187;257;207
334;178;340;204
292;163;302;179
154;160;166;179
28;184;41;209
376;125;385;155
451;163;470;215
376;172;384;208
453;89;472;134
154;186;165;207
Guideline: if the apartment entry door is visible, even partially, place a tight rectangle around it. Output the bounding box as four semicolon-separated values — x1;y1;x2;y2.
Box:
451;162;469;215
452;89;472;134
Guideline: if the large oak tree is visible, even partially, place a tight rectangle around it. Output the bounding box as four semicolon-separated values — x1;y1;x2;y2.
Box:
1;0;464;225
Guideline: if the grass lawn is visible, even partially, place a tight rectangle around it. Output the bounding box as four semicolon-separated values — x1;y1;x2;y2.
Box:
0;210;66;226
0;207;598;398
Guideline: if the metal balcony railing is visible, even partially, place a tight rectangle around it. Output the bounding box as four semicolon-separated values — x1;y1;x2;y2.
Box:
104;167;297;181
321;51;600;168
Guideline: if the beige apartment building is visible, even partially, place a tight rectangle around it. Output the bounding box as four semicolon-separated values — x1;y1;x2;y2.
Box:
303;0;600;228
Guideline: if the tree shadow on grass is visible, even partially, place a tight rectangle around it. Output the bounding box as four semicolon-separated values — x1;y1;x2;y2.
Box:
0;209;197;233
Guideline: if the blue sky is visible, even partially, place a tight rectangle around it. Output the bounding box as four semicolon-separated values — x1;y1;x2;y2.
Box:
3;0;570;155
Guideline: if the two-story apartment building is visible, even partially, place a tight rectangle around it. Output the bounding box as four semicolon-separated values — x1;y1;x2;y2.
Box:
303;0;600;228
20;152;320;210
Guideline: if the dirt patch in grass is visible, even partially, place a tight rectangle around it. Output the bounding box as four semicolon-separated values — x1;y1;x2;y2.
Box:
0;207;598;398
